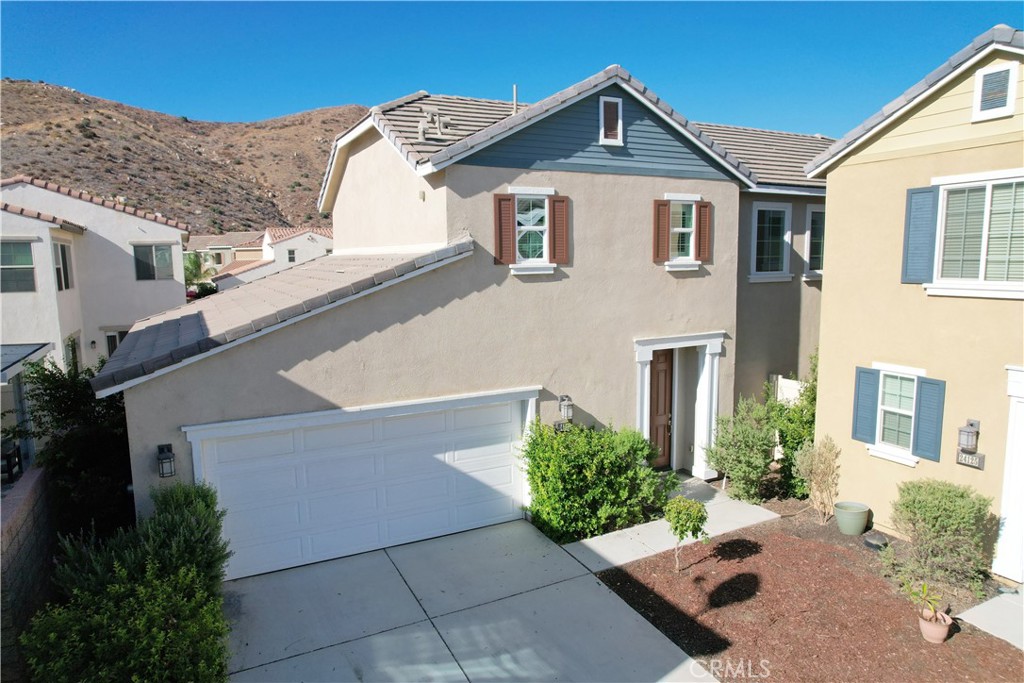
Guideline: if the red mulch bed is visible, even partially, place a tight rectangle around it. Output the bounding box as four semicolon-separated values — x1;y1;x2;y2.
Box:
598;499;1024;682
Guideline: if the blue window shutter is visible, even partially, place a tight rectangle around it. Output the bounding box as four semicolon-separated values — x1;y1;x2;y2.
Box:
912;377;945;461
852;367;880;443
902;186;939;284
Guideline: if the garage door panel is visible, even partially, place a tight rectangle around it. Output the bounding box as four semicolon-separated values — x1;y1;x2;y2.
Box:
304;452;377;488
214;431;295;463
204;398;528;579
382;411;447;440
303;421;375;452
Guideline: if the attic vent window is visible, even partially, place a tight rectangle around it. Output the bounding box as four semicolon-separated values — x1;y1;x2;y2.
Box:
972;62;1018;122
599;96;623;146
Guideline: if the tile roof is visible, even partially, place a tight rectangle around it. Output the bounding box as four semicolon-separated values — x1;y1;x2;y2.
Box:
0;175;192;232
186;231;264;251
210;258;273;281
266;226;333;244
807;24;1023;177
90;240;475;395
692;123;834;188
1;202;86;234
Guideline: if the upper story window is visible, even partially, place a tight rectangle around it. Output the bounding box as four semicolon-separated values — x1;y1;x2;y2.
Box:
106;330;129;356
972;62;1018;122
493;187;569;275
1;242;35;292
805;205;825;277
287;249;297;263
134;244;174;281
53;242;73;291
750;202;792;282
599;96;623;146
904;170;1023;299
653;194;713;271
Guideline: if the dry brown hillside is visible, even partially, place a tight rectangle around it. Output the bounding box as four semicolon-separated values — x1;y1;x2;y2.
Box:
0;79;367;234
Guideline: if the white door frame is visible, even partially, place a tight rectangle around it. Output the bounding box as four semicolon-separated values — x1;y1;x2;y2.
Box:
635;331;725;479
993;366;1024;583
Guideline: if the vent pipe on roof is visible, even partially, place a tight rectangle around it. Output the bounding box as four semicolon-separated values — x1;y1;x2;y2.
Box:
512;85;518;115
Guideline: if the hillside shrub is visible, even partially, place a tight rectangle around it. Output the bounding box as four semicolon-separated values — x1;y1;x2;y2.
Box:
21;563;228;683
665;497;708;571
705;396;775;503
881;479;995;595
794;435;840;524
53;482;231;599
522;423;675;543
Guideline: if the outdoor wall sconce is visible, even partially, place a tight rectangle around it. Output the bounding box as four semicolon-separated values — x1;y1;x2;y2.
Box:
157;444;176;478
958;419;980;454
555;395;574;432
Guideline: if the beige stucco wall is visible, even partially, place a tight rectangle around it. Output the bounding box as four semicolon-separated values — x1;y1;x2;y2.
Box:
330;131;448;251
815;52;1024;534
734;194;823;400
124;166;743;514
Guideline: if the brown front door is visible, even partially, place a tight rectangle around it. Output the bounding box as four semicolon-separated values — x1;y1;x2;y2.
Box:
649;349;673;468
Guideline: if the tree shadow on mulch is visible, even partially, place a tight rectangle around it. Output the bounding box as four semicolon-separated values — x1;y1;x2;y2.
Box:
710;539;762;563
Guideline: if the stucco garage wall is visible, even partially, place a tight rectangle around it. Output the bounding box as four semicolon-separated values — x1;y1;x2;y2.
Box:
125;167;742;515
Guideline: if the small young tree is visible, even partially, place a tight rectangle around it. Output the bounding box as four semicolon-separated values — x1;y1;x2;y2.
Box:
705;396;775;502
664;497;708;571
794;435;840;524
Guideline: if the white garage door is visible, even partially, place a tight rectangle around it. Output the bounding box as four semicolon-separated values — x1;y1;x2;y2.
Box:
185;390;537;580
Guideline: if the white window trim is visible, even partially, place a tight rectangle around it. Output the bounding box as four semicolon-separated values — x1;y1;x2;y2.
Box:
663;193;702;202
750;201;792;279
929;174;1024;298
803;204;825;279
513;193;550;268
53;241;73;292
1;240;37;292
599;96;624;146
666;198;697;264
866;362;926;468
972;61;1018;123
134;244;175;281
508;186;555;196
509;263;556;276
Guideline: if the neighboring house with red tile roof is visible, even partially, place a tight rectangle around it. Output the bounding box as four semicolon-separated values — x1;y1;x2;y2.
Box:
91;64;836;581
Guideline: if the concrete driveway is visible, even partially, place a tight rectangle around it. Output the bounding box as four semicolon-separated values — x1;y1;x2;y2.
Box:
225;520;713;682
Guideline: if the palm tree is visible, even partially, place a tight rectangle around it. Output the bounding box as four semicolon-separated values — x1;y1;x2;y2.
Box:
184;252;217;288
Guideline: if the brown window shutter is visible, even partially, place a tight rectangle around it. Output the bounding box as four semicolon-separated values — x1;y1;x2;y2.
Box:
549;196;570;265
493;194;515;264
653;200;670;262
695;201;713;262
603;100;619;140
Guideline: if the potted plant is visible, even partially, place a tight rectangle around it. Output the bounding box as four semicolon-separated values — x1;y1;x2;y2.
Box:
907;582;953;643
833;500;870;535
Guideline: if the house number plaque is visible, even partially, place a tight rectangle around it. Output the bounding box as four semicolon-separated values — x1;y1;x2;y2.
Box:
956;451;985;470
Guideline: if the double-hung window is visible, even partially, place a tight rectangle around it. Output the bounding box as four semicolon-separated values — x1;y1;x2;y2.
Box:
852;364;946;467
493;188;569;275
750;202;792;281
805;205;825;278
53;242;73;291
903;171;1024;298
652;194;713;271
1;242;36;292
134;244;174;281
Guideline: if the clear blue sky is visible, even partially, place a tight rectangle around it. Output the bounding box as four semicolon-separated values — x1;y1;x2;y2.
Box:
2;2;1021;137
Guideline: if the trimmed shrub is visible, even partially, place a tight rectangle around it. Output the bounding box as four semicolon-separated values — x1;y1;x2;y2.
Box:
705;397;775;502
53;482;231;599
881;479;995;595
765;352;818;498
522;423;675;543
794;436;840;524
21;562;228;683
665;496;708;571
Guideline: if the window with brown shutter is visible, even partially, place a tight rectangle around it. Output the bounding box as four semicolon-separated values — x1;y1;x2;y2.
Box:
695;201;712;262
493;194;515;264
549;196;569;264
653;200;670;262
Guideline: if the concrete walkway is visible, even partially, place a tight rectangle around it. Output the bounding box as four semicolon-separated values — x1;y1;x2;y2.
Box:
958;591;1024;650
564;476;779;572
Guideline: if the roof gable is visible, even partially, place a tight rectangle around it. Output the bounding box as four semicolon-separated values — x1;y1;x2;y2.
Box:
807;24;1023;178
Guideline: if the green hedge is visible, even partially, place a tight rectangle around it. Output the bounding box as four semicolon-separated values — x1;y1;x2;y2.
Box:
24;482;232;682
522;423;675;543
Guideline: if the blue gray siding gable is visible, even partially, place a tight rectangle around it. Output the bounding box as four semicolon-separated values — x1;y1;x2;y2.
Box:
458;85;732;181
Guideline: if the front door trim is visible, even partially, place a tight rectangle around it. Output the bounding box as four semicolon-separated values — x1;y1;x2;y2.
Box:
635;331;726;478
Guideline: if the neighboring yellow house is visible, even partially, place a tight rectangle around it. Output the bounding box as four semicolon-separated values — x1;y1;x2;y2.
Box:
806;25;1023;584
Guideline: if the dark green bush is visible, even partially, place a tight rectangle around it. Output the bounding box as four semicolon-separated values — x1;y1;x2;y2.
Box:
765;352;818;498
522;423;675;543
21;562;228;683
53;482;231;599
881;479;995;595
705;396;775;502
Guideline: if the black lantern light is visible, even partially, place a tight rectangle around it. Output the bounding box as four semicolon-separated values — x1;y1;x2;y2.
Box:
157;444;176;478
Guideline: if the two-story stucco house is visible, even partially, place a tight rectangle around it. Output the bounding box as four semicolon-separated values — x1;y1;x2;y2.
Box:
1;175;190;464
807;25;1023;584
90;66;828;580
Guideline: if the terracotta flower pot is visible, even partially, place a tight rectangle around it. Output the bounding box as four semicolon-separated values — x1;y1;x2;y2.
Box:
918;609;953;643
